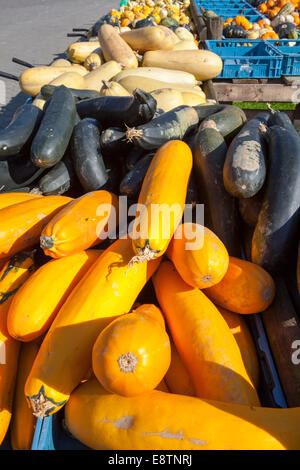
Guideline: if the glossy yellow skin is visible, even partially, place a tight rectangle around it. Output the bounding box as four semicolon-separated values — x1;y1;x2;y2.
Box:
10;341;39;450
132;140;193;259
0;195;72;259
65;379;300;450
0;253;35;445
7;250;101;342
167;223;229;289
153;261;260;406
219;307;260;390
0;192;42;211
40;191;118;259
92;304;171;396
25;238;161;416
203;257;276;314
165;341;196;396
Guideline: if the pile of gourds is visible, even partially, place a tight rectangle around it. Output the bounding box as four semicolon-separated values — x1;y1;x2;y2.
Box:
0;95;299;449
219;0;300;39
0;0;300;452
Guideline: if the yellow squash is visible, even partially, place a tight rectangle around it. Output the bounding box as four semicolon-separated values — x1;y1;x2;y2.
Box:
131;140;193;263
64;378;300;450
0;252;35;445
25;237;160;418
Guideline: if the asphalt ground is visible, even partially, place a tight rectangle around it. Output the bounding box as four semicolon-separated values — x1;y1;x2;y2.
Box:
0;0;119;127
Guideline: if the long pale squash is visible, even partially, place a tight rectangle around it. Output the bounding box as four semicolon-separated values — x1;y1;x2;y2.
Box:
64;378;300;450
83;61;122;91
40;191;118;258
203;257;276;314
0;252;35;445
142;50;223;81
48;72;86;90
165;341;196;396
10;341;39;450
67;41;100;64
153;261;260;406
7;250;101;342
98;24;138;69
118;76;204;96
114;67;198;87
150;89;184;113
120;26;177;52
130;140;193;264
0;192;42;211
19;66;88;96
25;237;160;417
0;195;72;259
218;307;260;390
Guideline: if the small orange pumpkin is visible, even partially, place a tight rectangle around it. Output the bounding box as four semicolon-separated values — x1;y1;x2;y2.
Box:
92;304;171;397
203;257;275;314
258;3;268;13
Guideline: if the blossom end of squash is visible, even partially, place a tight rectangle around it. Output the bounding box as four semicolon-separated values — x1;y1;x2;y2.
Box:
27;386;65;418
40;235;54;250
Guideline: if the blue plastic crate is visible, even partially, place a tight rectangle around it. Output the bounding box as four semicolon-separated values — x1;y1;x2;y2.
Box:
194;0;264;20
267;39;300;76
205;39;283;78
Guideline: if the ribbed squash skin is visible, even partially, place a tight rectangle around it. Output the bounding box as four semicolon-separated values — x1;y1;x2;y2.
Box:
10;341;39;450
0;196;72;259
218;307;260;389
153;261;260;406
165;341;196;396
40;191;118;258
25;238;161;417
0;192;42;211
167;223;229;289
92;304;171;396
0;252;35;445
203;257;275;314
7;250;101;342
64;378;300;450
131;140;193;261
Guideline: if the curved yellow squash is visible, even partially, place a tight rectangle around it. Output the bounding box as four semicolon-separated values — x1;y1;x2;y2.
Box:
25;237;160;418
131;140;193;263
0;252;35;445
64;378;300;450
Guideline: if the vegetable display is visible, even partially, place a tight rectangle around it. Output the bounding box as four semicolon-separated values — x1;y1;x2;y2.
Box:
0;0;300;452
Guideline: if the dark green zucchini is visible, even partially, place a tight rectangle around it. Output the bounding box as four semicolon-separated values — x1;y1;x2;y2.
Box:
120;153;154;199
268;109;299;138
31;85;76;168
193;127;242;257
0;104;43;158
41;84;101;102
125;147;145;171
223;112;270;198
126;105;200;150
100;127;133;159
0;154;45;192
34;156;78;195
186;171;199;208
71;118;108;192
251;125;300;273
199;105;247;142
238;189;264;228
76;89;157;129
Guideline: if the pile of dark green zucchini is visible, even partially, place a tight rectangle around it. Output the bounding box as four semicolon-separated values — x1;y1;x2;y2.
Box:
0;82;299;279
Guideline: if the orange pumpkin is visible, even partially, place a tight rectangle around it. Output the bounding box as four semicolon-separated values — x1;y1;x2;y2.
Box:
92;304;171;396
153;261;260;406
203;257;275;314
267;0;276;8
261;32;279;39
40;191;118;259
166;223;229;289
258;3;268;13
